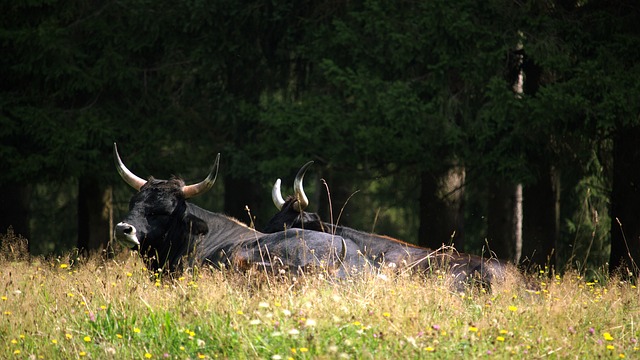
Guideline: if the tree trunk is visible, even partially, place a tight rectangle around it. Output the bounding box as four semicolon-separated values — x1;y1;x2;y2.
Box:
514;184;523;263
609;126;640;277
418;166;465;250
77;177;112;255
0;183;32;249
521;167;560;270
315;167;356;229
223;175;263;227
487;182;521;262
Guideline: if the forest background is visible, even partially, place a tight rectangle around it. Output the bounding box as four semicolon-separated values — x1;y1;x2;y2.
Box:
1;0;639;278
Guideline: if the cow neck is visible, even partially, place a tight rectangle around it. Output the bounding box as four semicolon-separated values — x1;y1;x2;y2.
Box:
184;203;262;255
142;199;194;272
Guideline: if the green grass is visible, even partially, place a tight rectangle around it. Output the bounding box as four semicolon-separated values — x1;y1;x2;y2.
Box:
0;249;638;359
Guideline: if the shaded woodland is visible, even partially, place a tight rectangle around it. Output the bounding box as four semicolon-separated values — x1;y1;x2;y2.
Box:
1;0;639;278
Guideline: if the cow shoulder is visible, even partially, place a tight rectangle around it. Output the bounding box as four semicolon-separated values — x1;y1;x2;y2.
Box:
184;213;209;235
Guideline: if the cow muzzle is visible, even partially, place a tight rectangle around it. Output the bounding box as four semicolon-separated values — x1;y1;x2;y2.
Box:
114;222;140;248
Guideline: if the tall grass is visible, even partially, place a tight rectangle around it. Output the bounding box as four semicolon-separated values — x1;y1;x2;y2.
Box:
0;244;638;359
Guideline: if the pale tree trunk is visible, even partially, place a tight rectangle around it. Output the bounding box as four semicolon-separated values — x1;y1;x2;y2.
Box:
77;177;113;255
418;166;466;250
511;42;524;264
514;184;523;263
486;41;526;264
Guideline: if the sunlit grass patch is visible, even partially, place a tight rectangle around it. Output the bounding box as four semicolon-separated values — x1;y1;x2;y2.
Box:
0;253;638;358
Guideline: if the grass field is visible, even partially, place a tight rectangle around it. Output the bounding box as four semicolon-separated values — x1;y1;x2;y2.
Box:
1;241;639;359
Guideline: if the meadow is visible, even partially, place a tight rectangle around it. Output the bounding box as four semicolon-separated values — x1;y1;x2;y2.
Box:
1;236;638;359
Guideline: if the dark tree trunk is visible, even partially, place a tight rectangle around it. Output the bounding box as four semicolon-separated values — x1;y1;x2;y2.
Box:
77;177;112;254
315;167;357;229
521;167;560;270
609;126;640;277
487;182;519;262
0;183;32;249
223;175;263;227
418;167;465;250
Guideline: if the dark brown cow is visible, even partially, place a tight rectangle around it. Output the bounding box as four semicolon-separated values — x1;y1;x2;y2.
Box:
263;162;512;290
113;144;369;276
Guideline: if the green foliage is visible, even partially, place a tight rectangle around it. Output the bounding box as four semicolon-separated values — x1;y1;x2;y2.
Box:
2;0;640;271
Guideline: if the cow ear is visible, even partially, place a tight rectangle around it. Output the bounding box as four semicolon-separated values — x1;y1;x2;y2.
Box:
185;214;209;235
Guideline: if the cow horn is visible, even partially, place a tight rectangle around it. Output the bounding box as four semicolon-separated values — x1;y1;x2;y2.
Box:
339;237;347;264
293;161;313;212
182;153;220;199
114;143;147;191
272;179;286;210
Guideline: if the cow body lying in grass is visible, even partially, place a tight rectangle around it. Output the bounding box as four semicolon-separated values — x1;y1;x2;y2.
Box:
264;162;513;290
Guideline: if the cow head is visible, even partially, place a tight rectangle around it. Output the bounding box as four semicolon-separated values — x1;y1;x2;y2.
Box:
264;161;332;233
113;143;219;269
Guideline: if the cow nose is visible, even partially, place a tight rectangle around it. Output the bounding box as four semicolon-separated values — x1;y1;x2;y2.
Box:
114;222;140;247
116;223;133;235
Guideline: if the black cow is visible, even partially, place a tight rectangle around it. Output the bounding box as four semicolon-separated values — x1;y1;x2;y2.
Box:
113;144;369;276
264;162;513;289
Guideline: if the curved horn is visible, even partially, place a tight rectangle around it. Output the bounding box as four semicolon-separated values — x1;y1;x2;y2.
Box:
182;153;220;199
114;142;147;191
272;179;285;210
293;161;314;211
339;237;347;264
